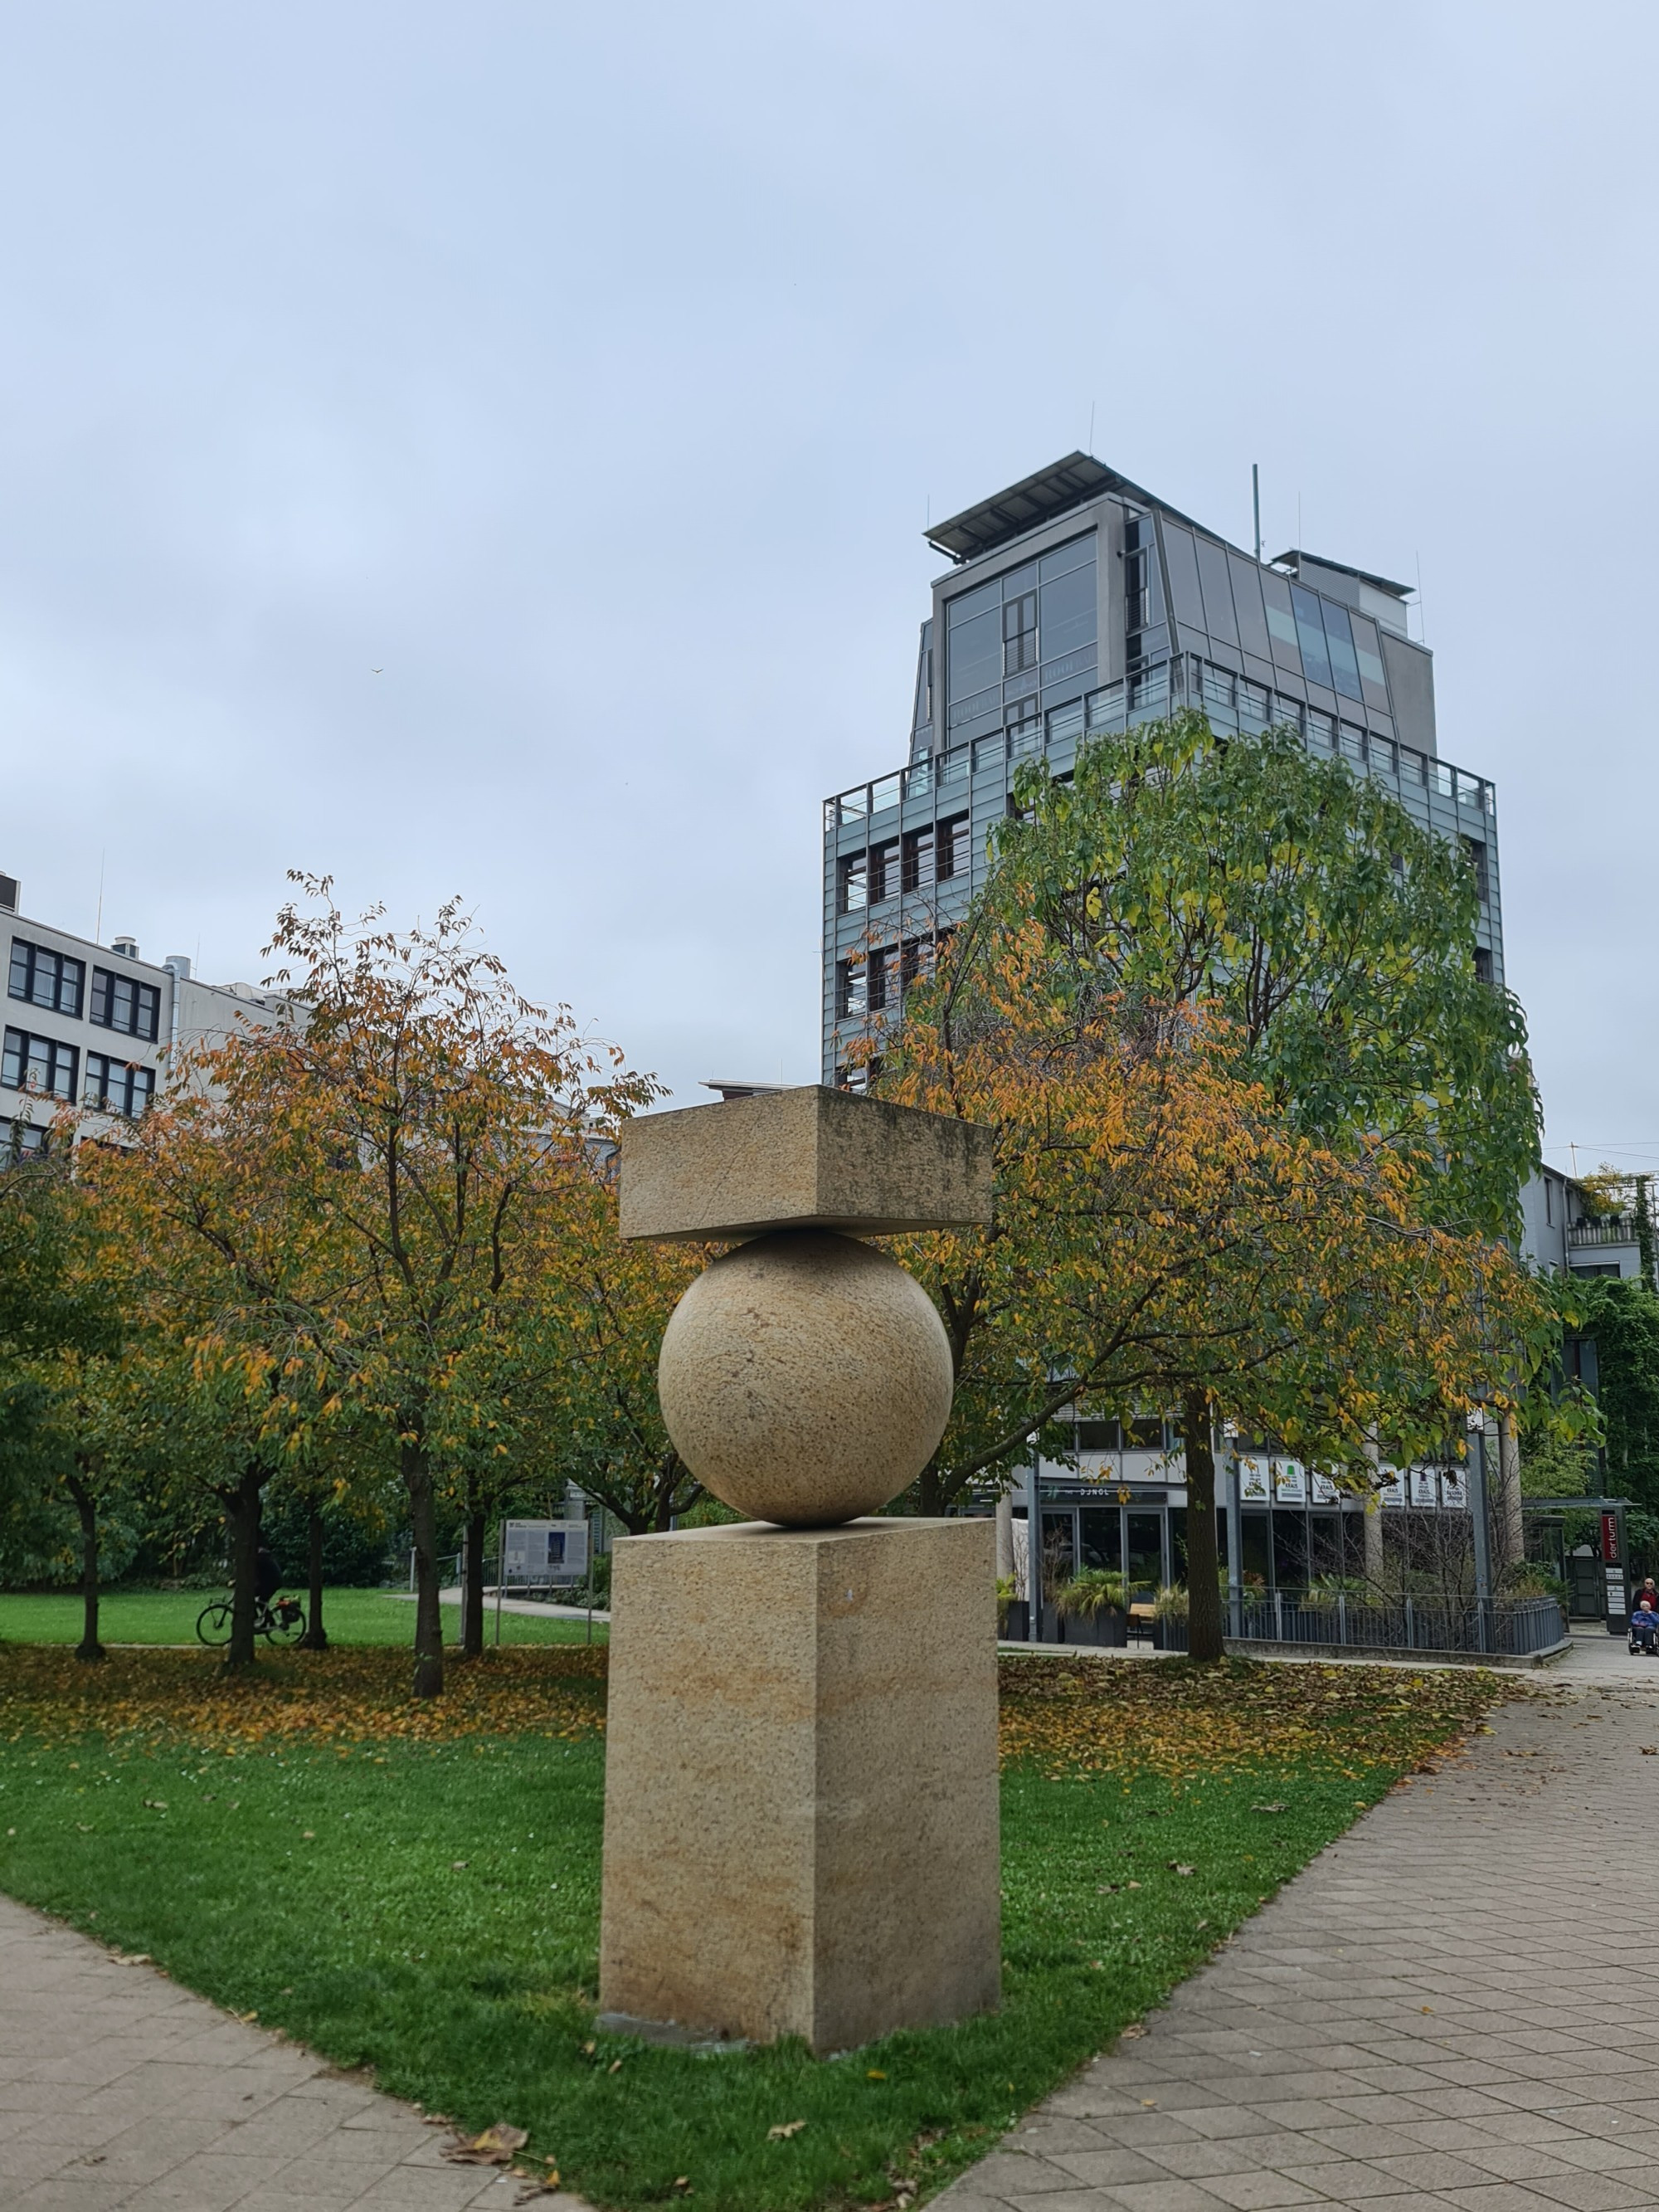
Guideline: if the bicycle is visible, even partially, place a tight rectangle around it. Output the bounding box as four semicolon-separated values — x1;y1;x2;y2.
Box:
196;1592;307;1647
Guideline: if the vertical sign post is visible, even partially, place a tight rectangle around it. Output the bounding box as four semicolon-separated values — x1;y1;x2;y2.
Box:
1602;1508;1626;1635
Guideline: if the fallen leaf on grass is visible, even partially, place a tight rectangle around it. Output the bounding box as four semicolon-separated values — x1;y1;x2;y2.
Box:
1168;1862;1195;1875
1251;1801;1287;1813
767;2119;807;2140
446;2121;529;2166
1120;2023;1145;2039
866;2069;887;2081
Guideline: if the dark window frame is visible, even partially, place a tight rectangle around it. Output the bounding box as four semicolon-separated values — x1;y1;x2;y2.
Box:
9;938;85;1018
90;967;162;1042
2;1026;78;1101
84;1051;157;1118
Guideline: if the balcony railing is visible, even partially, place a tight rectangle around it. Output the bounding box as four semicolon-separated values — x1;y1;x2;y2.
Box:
825;654;1496;831
1567;1218;1642;1248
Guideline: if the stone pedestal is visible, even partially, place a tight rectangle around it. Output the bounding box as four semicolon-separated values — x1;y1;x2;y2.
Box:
598;1516;1000;2054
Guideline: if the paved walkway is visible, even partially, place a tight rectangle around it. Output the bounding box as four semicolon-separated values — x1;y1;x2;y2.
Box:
937;1670;1659;2210
0;1899;592;2210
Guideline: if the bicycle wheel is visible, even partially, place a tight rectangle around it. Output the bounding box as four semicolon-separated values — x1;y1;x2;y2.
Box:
196;1601;234;1647
264;1598;306;1647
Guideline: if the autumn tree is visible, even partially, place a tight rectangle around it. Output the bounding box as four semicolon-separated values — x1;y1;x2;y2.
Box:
241;883;659;1695
0;1130;129;1659
875;712;1546;1657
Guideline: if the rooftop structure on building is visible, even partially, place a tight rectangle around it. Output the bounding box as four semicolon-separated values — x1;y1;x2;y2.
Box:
821;452;1501;1085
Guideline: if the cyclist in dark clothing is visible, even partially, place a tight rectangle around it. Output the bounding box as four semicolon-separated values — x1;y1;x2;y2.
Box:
255;1545;281;1605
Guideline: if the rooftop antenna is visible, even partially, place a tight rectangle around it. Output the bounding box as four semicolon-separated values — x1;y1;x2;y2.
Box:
1087;399;1096;453
1252;463;1261;563
94;849;105;943
1415;551;1427;644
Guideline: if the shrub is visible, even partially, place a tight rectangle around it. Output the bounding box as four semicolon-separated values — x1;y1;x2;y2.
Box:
1054;1566;1129;1620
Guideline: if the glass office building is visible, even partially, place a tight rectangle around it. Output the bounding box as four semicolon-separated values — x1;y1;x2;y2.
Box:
819;454;1506;1596
823;452;1501;1084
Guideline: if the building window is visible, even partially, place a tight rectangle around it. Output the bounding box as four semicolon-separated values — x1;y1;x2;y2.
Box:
838;852;868;914
9;939;84;1018
1462;836;1490;904
1545;1178;1554;1227
0;1118;50;1161
868;839;900;904
937;812;972;882
1003;591;1039;675
1474;946;1494;985
84;1053;156;1118
1125;1415;1165;1449
868;947;891;1012
902;826;936;894
2;1027;77;1100
901;937;938;991
835;959;868;1020
1076;1419;1121;1451
90;968;161;1041
835;1056;882;1094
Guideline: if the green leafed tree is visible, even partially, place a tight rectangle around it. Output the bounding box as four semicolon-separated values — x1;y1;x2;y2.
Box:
875;712;1545;1659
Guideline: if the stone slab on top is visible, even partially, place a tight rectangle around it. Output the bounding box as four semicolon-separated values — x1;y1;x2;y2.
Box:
618;1083;995;1242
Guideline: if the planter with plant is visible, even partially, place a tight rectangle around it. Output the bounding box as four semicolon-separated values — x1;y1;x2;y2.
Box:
1151;1581;1188;1650
995;1572;1029;1640
1053;1566;1130;1648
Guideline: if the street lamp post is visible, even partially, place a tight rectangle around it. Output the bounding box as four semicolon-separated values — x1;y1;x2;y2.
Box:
1467;1406;1494;1653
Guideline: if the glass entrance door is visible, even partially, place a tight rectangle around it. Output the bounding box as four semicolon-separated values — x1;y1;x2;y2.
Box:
1126;1510;1165;1596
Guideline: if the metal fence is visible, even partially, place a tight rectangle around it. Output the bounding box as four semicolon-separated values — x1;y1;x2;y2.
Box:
1154;1592;1565;1659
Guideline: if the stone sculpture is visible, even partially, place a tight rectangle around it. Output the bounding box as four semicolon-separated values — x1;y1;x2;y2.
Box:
596;1084;1000;2054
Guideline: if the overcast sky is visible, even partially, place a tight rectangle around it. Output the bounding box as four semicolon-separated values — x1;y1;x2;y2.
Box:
0;2;1652;1172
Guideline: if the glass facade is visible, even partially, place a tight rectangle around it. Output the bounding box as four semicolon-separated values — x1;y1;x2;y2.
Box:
941;533;1097;745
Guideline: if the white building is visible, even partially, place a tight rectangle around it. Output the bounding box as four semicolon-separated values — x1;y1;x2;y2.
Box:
1520;1162;1650;1284
0;872;285;1152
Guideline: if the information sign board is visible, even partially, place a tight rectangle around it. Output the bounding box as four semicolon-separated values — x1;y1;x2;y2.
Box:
502;1519;589;1587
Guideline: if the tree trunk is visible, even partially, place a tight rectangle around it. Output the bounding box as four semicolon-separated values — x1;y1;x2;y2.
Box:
223;1464;265;1669
461;1512;486;1658
917;1463;944;1517
1496;1410;1524;1582
1181;1390;1224;1662
404;1440;444;1698
298;1505;328;1649
66;1469;104;1664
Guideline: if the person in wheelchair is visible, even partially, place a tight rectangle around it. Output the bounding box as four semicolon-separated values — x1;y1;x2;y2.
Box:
1631;1596;1659;1655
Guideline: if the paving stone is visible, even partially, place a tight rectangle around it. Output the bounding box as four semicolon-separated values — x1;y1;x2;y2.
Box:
0;1895;591;2211
937;1682;1659;2212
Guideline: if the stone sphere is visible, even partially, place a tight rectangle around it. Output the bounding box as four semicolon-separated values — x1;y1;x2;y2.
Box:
657;1229;955;1526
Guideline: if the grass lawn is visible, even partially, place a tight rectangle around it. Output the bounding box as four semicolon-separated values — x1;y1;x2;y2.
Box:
0;1586;607;1648
0;1643;1506;2212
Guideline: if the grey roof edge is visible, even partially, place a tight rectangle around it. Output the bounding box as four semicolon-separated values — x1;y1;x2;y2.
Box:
1271;548;1414;599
